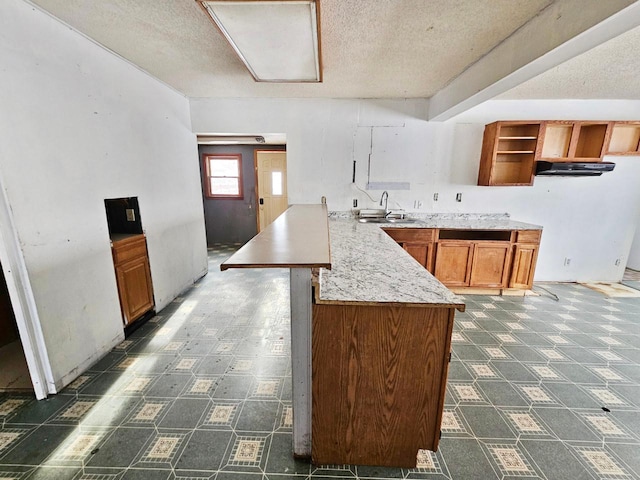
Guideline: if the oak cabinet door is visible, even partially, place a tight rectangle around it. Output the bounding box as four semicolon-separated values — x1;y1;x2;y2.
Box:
115;257;154;325
434;242;473;287
469;243;511;288
403;243;428;268
510;244;539;289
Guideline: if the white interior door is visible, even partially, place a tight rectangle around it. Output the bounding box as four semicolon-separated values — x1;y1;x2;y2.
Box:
0;177;53;399
256;150;288;232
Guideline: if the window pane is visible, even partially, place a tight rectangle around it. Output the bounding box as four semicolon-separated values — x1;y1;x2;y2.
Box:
210;177;239;195
272;171;283;196
209;159;239;177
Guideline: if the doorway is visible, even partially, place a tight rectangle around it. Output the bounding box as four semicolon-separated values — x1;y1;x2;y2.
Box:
0;262;32;392
196;144;286;246
255;150;288;232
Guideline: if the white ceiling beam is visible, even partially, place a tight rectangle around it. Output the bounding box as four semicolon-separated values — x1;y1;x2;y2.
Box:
428;0;640;121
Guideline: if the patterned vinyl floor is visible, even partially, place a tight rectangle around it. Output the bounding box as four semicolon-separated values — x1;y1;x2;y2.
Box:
0;246;639;479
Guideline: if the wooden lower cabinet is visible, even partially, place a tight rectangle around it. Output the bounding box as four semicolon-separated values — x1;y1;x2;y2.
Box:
470;242;511;288
112;235;154;326
312;303;455;468
385;227;541;292
433;242;473;286
383;229;435;272
435;241;511;289
403;242;434;272
510;243;539;289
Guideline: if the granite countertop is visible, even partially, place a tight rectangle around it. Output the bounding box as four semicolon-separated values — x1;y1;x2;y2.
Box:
329;212;542;231
407;216;542;231
317;219;465;308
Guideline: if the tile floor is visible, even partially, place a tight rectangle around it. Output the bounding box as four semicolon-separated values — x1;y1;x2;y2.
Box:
0;246;639;479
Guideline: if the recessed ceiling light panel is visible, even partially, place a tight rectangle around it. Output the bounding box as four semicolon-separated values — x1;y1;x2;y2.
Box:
200;0;322;83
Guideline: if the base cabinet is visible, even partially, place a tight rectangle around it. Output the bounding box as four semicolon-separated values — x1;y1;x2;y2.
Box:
470;243;511;288
384;228;541;292
112;235;154;326
383;228;435;272
403;243;434;272
433;242;473;286
312;303;455;467
510;244;539;289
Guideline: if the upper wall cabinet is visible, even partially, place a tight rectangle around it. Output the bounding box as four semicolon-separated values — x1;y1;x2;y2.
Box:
537;121;611;162
477;119;639;186
478;121;541;186
605;122;640;155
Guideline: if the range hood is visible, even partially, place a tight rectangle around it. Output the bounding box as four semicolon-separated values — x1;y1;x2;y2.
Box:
535;161;616;176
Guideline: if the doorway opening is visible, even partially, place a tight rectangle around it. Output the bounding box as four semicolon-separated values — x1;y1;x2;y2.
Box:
0;262;32;392
197;144;286;246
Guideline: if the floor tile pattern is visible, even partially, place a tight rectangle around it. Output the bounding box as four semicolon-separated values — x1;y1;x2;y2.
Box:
0;248;639;479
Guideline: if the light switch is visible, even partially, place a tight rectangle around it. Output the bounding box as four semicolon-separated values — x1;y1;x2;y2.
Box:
126;209;135;222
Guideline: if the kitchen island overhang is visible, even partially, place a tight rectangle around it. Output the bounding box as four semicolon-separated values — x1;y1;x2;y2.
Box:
221;205;464;468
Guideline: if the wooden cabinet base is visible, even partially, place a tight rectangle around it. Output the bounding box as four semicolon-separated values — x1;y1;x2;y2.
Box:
112;234;155;326
312;303;455;467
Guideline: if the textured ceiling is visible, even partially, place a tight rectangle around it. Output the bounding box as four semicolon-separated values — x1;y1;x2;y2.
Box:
30;0;554;98
498;25;640;100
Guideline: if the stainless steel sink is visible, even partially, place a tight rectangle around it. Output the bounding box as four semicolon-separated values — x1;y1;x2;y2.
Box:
357;217;418;224
357;208;418;224
358;218;389;223
386;218;418;223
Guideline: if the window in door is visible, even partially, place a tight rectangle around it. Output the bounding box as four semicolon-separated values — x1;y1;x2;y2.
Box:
203;154;243;199
272;171;283;196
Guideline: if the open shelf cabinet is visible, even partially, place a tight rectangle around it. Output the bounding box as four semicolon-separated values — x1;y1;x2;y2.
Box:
478;121;541;186
606;122;640;155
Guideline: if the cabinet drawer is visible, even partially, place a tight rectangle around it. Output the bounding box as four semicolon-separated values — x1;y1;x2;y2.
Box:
112;235;148;265
383;228;435;243
516;230;541;244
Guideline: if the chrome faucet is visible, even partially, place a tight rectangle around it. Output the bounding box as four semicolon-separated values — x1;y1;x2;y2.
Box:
379;191;389;214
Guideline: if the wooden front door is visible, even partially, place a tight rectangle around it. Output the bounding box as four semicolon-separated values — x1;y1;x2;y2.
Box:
255;150;288;232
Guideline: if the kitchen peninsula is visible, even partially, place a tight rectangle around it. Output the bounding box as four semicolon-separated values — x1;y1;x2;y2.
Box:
313;218;464;467
221;205;465;468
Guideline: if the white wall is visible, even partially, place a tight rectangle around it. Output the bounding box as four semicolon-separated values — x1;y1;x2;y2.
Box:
190;97;640;283
0;0;208;390
627;215;640;271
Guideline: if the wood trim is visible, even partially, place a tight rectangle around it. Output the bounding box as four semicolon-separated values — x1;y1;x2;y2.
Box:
202;153;244;199
253;149;261;233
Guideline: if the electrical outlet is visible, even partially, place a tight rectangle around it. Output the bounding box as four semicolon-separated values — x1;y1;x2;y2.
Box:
433;193;439;201
564;257;571;266
456;193;462;202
